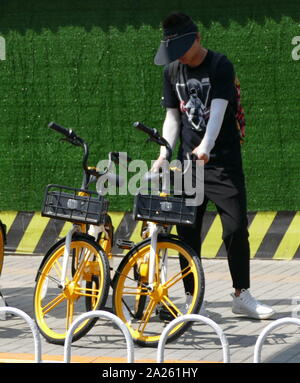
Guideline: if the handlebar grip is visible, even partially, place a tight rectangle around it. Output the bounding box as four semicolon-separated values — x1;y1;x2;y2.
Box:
186;152;199;162
48;122;76;139
110;152;132;164
133;121;158;137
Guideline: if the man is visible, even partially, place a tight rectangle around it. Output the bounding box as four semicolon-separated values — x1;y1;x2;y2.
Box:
153;12;275;319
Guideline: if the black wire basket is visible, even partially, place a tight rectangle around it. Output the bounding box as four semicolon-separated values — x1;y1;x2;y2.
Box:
42;184;109;225
133;193;197;226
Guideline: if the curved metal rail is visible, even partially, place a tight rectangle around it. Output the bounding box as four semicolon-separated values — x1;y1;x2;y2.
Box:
253;317;300;363
63;310;135;363
0;306;42;363
156;314;230;363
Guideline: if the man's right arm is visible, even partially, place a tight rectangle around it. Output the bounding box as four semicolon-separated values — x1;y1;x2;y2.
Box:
160;108;181;158
152;65;181;171
151;108;180;172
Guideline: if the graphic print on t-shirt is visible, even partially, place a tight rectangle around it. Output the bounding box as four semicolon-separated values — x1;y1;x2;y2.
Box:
176;77;211;132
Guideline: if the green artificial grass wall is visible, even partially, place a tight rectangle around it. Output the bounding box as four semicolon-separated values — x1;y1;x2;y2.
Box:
0;0;299;211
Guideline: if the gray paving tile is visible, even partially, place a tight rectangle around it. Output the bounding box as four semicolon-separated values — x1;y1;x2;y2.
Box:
1;255;300;363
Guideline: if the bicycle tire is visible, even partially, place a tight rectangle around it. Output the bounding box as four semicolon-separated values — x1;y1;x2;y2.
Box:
34;233;110;345
112;235;205;347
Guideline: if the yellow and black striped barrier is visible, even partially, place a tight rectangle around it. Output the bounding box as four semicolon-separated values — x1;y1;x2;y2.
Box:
0;211;299;260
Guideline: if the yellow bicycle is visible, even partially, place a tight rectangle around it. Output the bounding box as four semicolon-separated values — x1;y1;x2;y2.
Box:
34;122;120;345
112;122;205;347
34;121;205;348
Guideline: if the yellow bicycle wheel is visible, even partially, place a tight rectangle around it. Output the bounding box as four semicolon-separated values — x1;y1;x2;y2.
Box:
34;234;110;345
113;236;205;347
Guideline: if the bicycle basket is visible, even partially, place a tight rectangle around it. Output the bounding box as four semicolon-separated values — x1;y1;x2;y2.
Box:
42;184;109;225
133;193;197;226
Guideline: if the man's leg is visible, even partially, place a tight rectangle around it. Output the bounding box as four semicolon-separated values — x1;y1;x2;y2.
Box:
217;210;250;291
206;166;274;319
203;165;250;290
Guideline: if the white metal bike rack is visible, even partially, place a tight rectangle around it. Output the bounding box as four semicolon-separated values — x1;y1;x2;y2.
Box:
0;306;42;363
0;292;8;320
253;317;300;363
63;310;135;363
156;314;230;363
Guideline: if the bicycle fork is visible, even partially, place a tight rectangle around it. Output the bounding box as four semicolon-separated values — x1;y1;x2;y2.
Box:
147;223;168;290
60;225;80;289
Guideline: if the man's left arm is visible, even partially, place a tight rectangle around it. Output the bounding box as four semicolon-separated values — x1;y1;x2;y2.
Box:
193;98;228;163
193;57;235;163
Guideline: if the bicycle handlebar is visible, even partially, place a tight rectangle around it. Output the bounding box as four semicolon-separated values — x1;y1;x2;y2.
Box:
49;122;131;191
133;121;159;138
48;122;78;140
110;152;132;165
133;121;173;161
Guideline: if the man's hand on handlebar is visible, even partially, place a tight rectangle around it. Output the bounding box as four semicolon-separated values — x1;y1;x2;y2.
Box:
192;146;209;164
150;155;166;173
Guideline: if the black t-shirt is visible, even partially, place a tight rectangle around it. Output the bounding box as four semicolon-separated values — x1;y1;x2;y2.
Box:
162;49;242;167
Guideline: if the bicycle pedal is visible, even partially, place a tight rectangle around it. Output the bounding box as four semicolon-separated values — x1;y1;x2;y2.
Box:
116;239;135;250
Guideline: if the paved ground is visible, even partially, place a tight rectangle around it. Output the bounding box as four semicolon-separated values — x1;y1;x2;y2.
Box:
0;254;300;363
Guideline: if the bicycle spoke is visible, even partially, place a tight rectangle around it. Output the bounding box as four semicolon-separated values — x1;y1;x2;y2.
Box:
38;272;61;286
53;260;62;278
161;295;183;317
52;259;70;284
74;286;101;298
73;249;91;283
115;270;149;288
163;265;192;289
66;299;74;329
41;293;66;316
137;299;156;334
121;285;149;296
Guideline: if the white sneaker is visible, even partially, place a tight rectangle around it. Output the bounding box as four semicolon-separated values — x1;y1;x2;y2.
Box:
231;289;275;319
185;293;209;317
